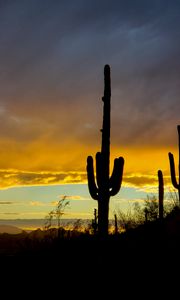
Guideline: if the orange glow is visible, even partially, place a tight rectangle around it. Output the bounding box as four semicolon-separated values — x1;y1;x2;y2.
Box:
0;138;177;189
111;146;177;175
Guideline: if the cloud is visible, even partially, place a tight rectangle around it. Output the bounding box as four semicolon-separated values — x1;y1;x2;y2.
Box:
29;201;44;206
58;195;89;201
123;173;172;189
50;195;89;207
66;195;86;200
66;212;92;218
0;201;14;205
0;169;87;189
0;212;20;215
123;174;159;187
0;164;174;190
50;201;58;207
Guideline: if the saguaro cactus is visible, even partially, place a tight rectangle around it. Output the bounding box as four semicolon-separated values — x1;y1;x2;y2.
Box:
158;170;164;220
92;208;98;234
87;65;124;236
168;125;180;203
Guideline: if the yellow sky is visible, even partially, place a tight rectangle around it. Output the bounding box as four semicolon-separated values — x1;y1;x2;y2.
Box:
0;138;177;189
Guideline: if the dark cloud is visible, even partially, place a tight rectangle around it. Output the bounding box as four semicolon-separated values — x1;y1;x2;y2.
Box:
123;174;158;187
0;0;179;152
123;173;172;188
0;212;20;215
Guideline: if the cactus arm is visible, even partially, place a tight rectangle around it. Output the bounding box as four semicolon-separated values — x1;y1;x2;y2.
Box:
109;158;121;186
168;152;179;189
87;156;99;200
96;152;103;189
109;157;124;196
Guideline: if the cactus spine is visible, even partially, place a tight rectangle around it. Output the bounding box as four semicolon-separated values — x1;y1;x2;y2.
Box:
158;170;164;220
87;65;124;236
168;125;180;203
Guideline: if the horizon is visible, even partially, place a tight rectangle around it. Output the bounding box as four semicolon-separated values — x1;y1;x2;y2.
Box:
0;1;180;220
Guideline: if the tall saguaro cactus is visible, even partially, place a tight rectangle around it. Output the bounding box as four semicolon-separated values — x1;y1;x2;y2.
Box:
86;65;124;236
168;125;180;203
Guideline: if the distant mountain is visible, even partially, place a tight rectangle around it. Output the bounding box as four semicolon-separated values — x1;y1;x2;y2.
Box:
0;225;23;234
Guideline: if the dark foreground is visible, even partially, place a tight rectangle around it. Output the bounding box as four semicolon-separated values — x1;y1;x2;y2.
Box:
0;218;180;297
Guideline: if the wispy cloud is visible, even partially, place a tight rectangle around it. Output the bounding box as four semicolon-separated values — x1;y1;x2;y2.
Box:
0;201;14;205
29;201;44;206
65;212;92;218
0;169;87;189
123;174;158;187
0;212;20;215
123;173;172;189
58;195;89;201
0;168;174;190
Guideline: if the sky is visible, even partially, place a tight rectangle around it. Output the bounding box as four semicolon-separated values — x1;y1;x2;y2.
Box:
0;0;180;221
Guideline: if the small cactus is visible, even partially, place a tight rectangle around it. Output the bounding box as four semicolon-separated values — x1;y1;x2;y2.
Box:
169;125;180;203
114;214;118;234
91;208;98;234
87;65;124;236
158;170;164;220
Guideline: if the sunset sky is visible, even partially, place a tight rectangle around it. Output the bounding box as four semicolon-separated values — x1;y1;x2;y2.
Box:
0;0;180;221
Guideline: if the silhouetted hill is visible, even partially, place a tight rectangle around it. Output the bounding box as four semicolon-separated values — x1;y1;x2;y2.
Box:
0;214;180;258
0;225;23;234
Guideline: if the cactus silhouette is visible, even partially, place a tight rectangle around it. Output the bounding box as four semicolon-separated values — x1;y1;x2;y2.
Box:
114;214;118;235
87;65;124;236
169;125;180;203
92;208;98;234
158;170;164;220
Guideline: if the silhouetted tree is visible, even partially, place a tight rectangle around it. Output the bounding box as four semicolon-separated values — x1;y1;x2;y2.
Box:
44;210;54;230
54;196;69;237
169;125;180;203
167;188;179;209
133;202;145;224
139;191;178;222
117;207;137;231
87;65;124;236
44;196;69;236
144;195;159;222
